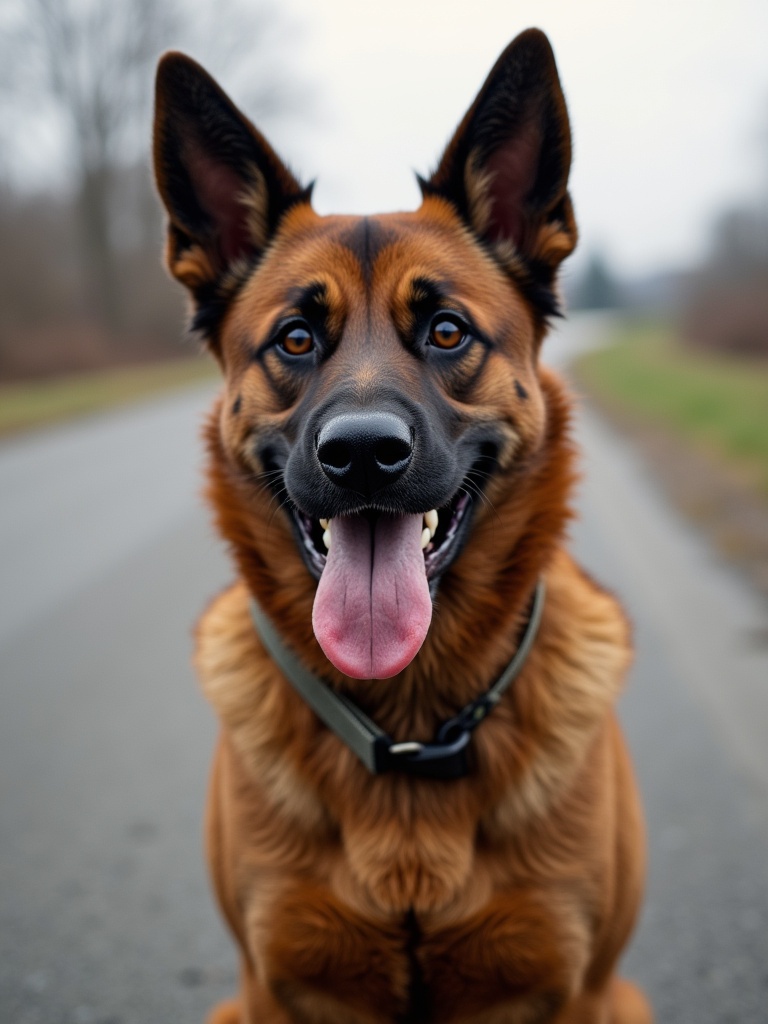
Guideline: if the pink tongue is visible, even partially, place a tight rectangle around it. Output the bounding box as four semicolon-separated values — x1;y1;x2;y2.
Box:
312;514;432;679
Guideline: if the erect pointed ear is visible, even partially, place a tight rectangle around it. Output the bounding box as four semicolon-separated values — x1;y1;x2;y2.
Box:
420;29;576;317
153;52;310;341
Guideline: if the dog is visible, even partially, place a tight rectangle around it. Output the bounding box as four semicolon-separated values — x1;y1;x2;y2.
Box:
153;28;652;1023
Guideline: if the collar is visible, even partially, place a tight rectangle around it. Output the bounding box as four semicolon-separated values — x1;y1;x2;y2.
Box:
249;578;546;781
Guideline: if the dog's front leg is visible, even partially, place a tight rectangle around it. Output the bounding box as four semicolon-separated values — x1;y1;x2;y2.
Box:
551;977;652;1024
417;889;590;1024
256;882;411;1024
206;958;296;1024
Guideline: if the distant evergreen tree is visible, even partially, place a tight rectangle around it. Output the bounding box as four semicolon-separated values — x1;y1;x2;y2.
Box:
571;251;623;310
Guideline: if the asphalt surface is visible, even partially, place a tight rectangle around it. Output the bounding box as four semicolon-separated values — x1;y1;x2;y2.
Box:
1;318;768;1023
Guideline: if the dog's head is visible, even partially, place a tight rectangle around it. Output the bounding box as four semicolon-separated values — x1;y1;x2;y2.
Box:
153;29;576;681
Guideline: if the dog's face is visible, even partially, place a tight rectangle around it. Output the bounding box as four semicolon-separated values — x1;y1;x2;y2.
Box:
154;29;576;680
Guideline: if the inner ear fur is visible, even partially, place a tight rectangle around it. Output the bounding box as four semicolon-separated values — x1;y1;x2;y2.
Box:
153;52;310;341
421;28;577;317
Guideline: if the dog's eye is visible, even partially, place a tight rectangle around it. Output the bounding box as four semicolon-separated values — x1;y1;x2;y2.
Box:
429;316;468;350
279;322;314;356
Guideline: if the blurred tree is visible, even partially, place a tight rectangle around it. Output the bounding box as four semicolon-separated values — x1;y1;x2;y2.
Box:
681;100;768;357
569;249;624;310
708;206;768;281
682;212;768;356
0;0;300;346
1;0;178;336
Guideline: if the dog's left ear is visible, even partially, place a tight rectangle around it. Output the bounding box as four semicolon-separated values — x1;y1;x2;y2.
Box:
421;29;576;315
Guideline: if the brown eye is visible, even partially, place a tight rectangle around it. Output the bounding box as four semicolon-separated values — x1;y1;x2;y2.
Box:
280;324;314;356
429;317;467;350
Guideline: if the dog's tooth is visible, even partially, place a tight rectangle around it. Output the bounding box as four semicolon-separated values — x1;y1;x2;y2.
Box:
420;527;431;550
322;529;331;550
319;518;329;530
425;509;438;536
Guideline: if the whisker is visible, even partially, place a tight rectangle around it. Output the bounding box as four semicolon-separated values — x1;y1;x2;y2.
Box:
266;488;291;531
462;478;502;524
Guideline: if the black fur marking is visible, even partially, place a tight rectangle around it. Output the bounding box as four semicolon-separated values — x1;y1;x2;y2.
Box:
189;268;253;345
509;266;563;321
286;280;329;312
409;276;448;310
400;910;430;1024
340;218;392;284
232;395;242;415
514;379;528;400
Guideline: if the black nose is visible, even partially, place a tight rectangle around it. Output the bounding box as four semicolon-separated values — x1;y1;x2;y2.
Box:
316;412;413;496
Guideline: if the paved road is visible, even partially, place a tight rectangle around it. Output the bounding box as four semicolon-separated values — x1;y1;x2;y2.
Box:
1;322;768;1023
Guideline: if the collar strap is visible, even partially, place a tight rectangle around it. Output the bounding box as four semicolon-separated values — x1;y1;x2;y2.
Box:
249;578;545;781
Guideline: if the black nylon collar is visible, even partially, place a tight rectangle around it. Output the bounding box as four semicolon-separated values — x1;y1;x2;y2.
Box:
249;578;545;780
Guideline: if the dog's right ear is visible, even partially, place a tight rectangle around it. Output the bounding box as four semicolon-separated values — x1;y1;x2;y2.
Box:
153;52;310;342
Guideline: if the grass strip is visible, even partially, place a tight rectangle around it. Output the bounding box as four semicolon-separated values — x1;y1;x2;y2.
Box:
575;321;768;499
0;356;218;439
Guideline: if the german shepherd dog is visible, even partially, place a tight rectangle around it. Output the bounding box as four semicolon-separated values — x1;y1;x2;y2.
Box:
153;28;651;1024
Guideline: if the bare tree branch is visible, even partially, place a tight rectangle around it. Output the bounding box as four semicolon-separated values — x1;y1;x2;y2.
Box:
0;0;308;339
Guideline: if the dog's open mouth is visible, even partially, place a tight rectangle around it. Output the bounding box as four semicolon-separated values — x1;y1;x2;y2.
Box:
294;493;471;581
291;490;473;680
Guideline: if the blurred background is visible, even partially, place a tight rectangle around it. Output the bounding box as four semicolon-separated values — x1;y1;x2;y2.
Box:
1;1;767;1022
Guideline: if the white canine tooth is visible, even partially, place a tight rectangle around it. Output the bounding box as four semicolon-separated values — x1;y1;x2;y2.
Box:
424;509;438;536
322;529;331;550
420;527;431;550
319;518;329;530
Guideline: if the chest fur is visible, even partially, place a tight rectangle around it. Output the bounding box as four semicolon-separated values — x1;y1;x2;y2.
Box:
255;866;587;1024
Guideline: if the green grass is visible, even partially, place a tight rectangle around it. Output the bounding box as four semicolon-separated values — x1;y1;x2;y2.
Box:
575;321;768;499
0;356;218;438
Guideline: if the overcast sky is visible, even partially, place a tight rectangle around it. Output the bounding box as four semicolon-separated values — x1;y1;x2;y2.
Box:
4;0;766;279
259;0;768;278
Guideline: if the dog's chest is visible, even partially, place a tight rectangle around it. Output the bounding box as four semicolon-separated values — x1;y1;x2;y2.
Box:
266;855;578;1024
336;809;481;917
266;800;575;1021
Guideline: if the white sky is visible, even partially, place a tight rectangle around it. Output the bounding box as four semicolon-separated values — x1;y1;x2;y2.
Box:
259;0;768;277
4;0;766;278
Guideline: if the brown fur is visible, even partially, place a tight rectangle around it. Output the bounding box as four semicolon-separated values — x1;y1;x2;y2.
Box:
154;29;652;1023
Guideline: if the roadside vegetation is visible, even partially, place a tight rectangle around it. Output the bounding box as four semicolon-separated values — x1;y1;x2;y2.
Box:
574;319;768;597
0;356;217;438
575;321;768;499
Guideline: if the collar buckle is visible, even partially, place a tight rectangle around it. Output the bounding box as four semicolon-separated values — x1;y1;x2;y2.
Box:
376;728;472;780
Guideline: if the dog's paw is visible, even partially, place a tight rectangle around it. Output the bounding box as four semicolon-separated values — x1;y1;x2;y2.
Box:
206;998;241;1024
610;978;654;1024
